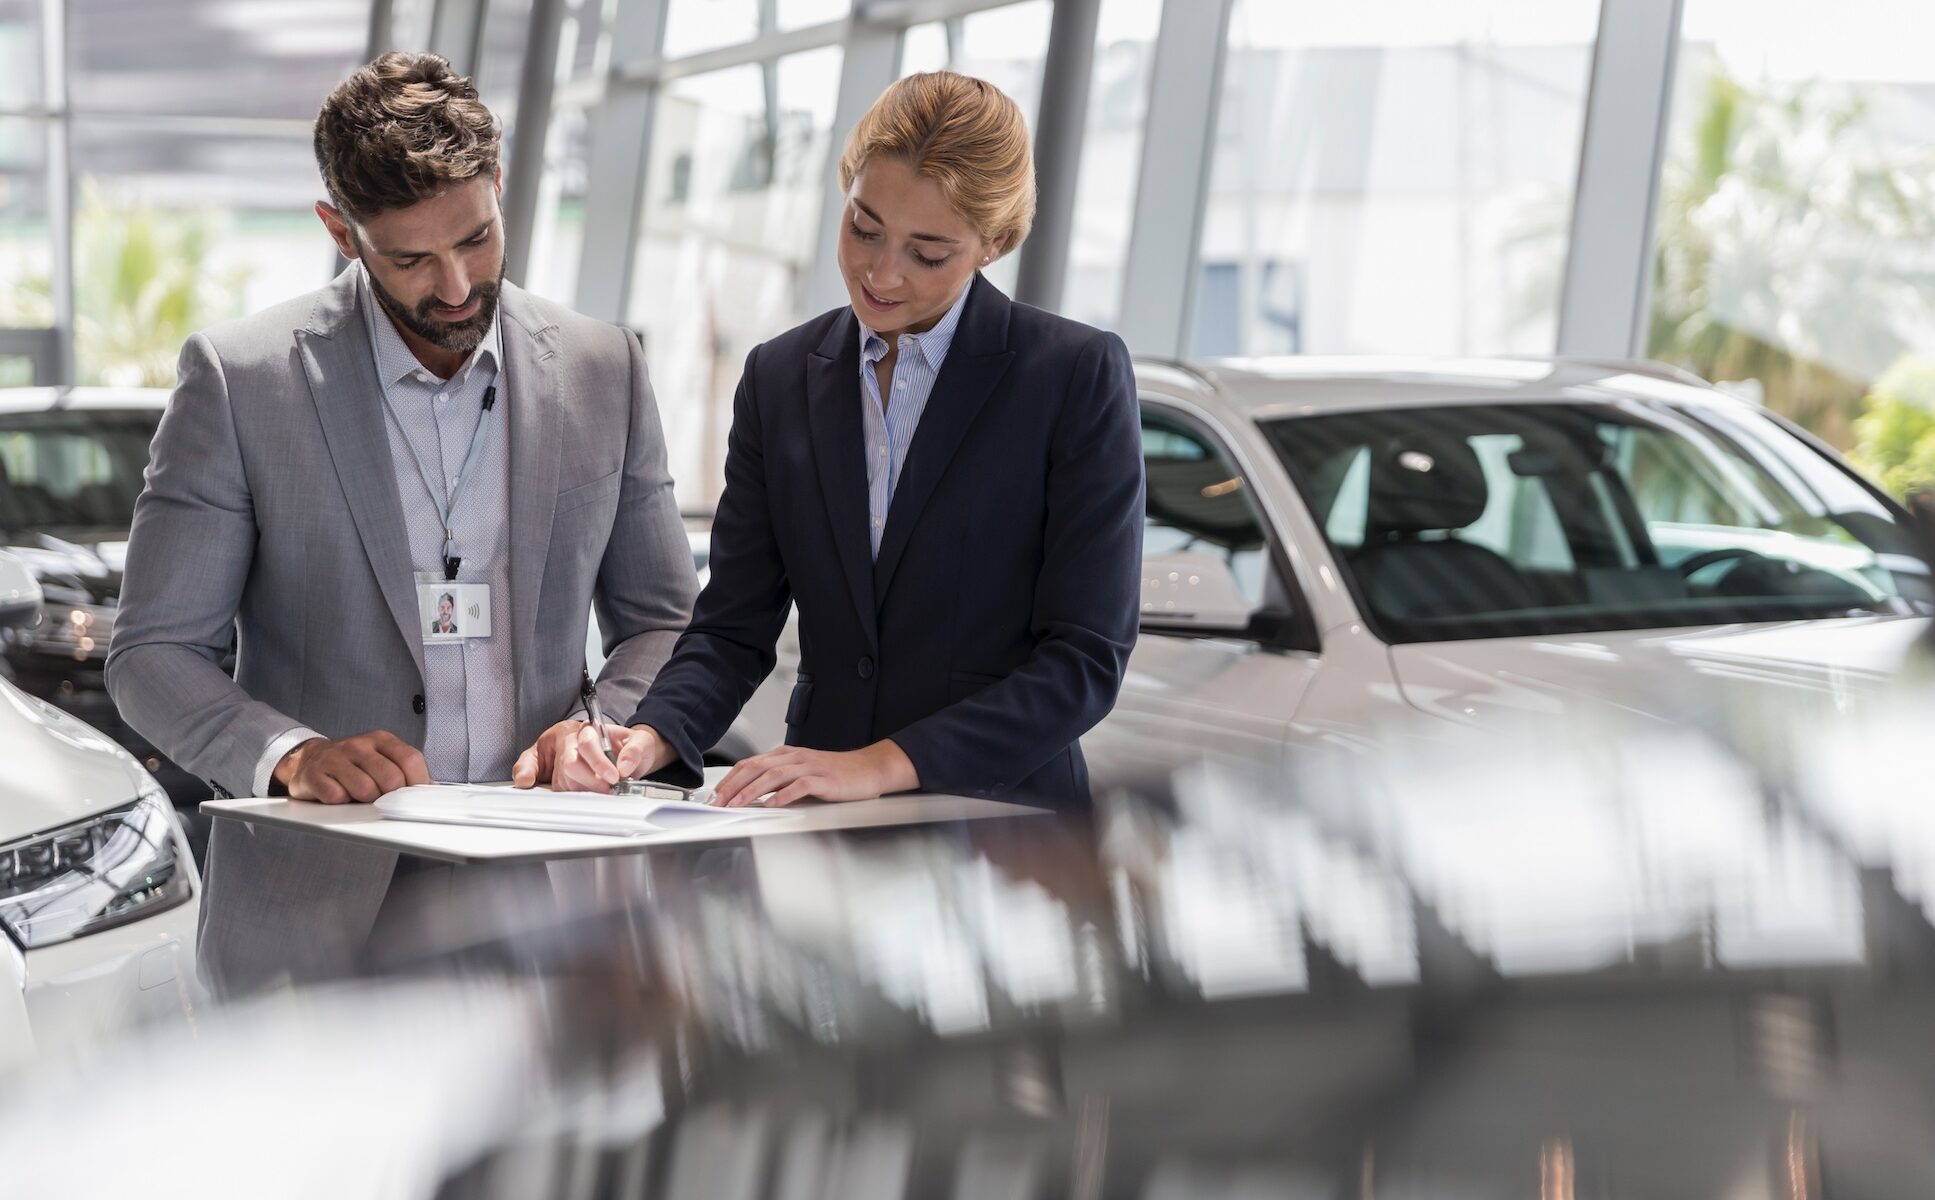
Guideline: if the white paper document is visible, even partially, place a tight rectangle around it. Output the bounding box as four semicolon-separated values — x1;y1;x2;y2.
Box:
374;784;784;837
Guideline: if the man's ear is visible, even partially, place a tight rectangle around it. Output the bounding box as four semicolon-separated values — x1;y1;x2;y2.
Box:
316;201;358;260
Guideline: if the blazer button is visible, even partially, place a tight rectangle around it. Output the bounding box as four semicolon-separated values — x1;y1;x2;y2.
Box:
856;656;875;680
412;694;426;715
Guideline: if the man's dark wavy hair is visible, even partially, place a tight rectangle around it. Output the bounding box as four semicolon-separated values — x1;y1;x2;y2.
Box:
314;52;499;221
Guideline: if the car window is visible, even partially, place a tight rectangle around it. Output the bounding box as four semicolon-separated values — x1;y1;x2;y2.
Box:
0;411;158;534
1263;400;1933;643
1141;409;1272;610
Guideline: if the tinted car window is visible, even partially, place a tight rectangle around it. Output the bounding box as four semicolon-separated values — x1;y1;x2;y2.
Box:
0;410;158;534
1264;400;1932;642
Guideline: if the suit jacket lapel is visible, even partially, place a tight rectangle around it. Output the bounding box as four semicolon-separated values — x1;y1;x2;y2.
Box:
805;310;879;647
297;268;426;684
872;274;1015;608
499;285;564;716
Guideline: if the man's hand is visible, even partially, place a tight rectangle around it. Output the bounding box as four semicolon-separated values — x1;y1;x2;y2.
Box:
511;722;675;792
273;731;431;804
711;739;918;808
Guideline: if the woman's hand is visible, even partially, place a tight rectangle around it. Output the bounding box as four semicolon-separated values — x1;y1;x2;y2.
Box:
711;739;918;808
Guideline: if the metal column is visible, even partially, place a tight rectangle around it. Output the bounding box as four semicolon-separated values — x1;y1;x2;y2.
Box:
572;0;672;324
1012;0;1100;313
1114;0;1234;357
501;0;569;286
1555;0;1684;357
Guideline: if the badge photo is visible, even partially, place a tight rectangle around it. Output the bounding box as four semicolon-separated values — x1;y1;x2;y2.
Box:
418;580;492;643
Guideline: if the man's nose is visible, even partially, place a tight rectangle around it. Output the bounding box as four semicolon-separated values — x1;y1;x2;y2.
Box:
433;259;472;306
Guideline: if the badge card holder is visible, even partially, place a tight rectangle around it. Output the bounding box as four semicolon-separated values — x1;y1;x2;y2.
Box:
419;573;493;644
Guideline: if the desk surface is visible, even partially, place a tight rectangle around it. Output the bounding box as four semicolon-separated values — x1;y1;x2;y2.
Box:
201;787;1047;865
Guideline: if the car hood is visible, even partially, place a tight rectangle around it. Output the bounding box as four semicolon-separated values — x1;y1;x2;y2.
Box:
0;679;150;841
1387;615;1932;726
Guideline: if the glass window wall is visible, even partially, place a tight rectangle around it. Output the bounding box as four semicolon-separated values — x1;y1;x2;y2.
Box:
628;46;845;509
1651;0;1935;487
1194;0;1602;359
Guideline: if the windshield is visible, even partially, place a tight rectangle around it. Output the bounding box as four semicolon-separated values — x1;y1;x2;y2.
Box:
1263;398;1934;642
0;410;159;537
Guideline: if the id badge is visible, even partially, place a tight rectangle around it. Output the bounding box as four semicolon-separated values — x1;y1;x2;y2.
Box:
417;574;492;644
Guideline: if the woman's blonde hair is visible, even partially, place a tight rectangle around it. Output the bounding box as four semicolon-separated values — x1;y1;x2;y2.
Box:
837;71;1036;259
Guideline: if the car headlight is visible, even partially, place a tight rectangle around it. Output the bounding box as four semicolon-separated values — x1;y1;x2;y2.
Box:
0;789;192;950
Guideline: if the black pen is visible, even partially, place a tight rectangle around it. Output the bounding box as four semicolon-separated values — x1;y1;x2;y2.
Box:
579;670;616;763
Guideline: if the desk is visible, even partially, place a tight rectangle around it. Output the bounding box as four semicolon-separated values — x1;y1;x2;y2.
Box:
200;789;1048;866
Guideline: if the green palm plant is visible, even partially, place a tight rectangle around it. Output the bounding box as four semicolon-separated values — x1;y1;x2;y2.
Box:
1647;61;1935;447
70;192;249;387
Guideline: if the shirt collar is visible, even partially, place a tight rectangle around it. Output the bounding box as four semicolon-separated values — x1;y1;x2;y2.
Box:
358;262;503;390
857;277;973;370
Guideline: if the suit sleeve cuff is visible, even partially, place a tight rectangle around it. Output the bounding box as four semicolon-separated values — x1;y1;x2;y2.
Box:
624;700;704;789
252;726;323;798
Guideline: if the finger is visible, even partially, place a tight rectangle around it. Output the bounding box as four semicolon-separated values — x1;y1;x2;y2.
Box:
551;730;585;789
396;746;433;787
728;764;797;808
555;757;614;795
713;755;772;804
366;733;433;786
346;745;410;796
613;730;654;779
360;751;408;796
293;770;348;805
511;749;540;789
325;761;383;804
575;725;621;785
766;779;817;808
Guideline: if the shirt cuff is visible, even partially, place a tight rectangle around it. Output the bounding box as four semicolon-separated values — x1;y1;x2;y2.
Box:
253;726;323;798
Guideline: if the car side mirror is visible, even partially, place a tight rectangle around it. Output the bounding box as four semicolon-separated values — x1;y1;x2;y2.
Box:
1139;551;1258;634
0;551;43;630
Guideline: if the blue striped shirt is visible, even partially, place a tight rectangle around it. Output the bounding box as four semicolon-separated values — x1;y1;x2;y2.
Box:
859;281;971;557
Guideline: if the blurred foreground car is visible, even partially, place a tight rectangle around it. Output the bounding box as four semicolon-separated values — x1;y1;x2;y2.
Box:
0;551;201;1072
717;358;1935;783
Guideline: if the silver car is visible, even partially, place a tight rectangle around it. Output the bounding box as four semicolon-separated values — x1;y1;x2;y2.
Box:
728;357;1932;787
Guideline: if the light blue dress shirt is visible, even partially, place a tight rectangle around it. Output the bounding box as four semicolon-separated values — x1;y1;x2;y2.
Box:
858;281;971;558
251;267;512;792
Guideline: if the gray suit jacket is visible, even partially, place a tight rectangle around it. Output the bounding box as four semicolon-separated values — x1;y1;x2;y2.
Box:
106;267;697;995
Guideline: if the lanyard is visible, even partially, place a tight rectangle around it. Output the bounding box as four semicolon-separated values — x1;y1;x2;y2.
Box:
383;380;499;580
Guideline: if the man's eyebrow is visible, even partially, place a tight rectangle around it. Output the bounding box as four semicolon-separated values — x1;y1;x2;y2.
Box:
381;219;494;258
852;199;960;244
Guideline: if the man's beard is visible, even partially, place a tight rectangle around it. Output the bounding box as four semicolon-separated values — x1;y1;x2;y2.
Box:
366;260;503;355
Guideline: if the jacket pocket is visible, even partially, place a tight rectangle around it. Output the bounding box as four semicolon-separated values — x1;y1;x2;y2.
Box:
554;469;622;517
785;680;814;726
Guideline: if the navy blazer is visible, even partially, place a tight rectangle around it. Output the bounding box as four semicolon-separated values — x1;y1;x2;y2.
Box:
627;274;1144;806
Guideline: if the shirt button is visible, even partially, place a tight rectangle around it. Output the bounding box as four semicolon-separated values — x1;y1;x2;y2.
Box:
876;445;887;456
873;517;883;528
436;393;448;403
448;476;460;487
895;380;907;390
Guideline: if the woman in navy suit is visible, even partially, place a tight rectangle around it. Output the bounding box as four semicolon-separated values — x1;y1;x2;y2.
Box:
516;71;1144;808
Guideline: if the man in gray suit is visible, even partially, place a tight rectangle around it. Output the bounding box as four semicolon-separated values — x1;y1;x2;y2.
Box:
107;52;697;996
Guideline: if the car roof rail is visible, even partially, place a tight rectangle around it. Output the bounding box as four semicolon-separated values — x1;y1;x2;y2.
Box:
1548;356;1712;388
